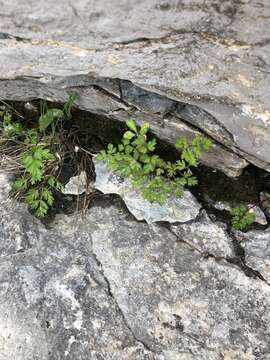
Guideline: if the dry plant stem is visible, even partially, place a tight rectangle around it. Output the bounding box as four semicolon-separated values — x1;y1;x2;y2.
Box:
80;147;97;157
0;100;24;118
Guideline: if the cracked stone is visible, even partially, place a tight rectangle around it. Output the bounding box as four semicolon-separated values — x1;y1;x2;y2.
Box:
0;172;151;360
235;228;270;283
63;171;88;195
204;195;268;226
1;0;270;175
1;171;270;358
170;210;235;258
0;2;270;358
94;159;201;224
88;202;270;359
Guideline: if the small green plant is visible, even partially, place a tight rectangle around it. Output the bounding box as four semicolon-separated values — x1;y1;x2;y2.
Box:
0;94;76;217
12;128;64;217
97;119;212;204
0;102;23;137
230;205;255;231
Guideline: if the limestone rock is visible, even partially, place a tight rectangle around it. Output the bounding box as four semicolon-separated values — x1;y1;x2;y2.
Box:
63;171;87;195
204;196;268;226
0;172;150;360
1;171;270;358
170;210;235;258
2;0;270;175
0;173;41;257
252;206;268;226
1;2;270;357
94;159;201;224
89;203;270;359
235;228;270;283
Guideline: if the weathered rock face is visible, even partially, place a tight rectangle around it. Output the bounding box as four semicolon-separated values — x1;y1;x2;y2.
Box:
94;160;201;224
90;209;270;359
1;171;270;359
0;173;151;360
1;2;270;358
170;210;235;258
235;228;270;284
1;0;270;176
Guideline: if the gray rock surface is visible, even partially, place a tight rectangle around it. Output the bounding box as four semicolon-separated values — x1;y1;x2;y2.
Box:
2;0;270;175
94;159;201;223
170;210;235;258
0;172;150;360
252;206;268;226
89;204;270;359
63;171;88;195
235;228;270;284
1;2;270;357
1;171;270;359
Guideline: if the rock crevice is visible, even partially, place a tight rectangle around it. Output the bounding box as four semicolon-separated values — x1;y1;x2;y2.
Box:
1;170;270;359
91;249;156;357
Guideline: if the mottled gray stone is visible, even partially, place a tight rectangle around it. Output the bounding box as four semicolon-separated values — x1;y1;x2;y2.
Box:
235;228;270;283
1;171;270;359
94;159;201;224
170;210;235;258
0;173;41;257
89;204;270;359
252;206;268;226
0;172;150;360
2;0;270;175
63;171;88;195
260;192;270;219
0;301;48;360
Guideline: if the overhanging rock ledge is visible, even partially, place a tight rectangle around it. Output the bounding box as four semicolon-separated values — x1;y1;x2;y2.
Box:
1;0;270;176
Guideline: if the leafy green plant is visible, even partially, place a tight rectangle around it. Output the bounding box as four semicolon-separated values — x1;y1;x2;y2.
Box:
230;205;255;231
0;95;76;217
0;103;23;137
97;119;212;204
12;129;64;217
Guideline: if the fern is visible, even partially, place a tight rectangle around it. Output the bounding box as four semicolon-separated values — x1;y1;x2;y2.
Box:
5;93;76;217
39;108;64;132
25;187;54;218
97;119;211;204
21;143;55;184
0;103;22;137
230;205;255;231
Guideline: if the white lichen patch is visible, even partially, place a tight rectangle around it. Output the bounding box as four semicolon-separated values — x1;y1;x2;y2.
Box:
64;336;77;357
53;281;84;330
241;104;270;124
